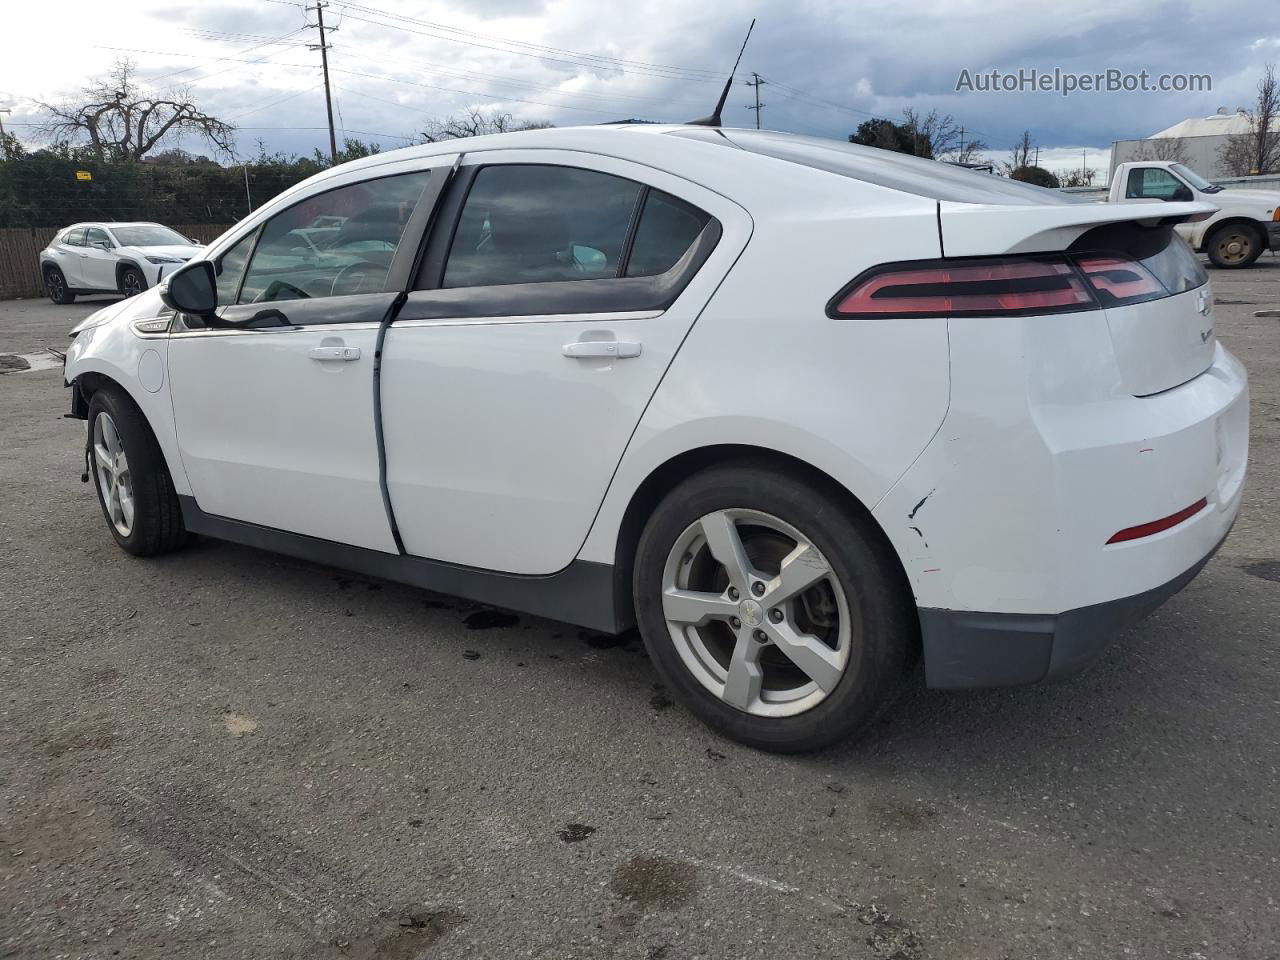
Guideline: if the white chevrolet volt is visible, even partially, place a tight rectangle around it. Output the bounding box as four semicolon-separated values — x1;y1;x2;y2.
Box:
61;124;1248;751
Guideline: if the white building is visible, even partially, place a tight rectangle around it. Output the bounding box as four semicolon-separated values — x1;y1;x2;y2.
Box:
1109;109;1279;179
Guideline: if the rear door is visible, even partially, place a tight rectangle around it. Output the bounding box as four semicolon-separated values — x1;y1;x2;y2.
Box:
382;150;751;575
58;228;86;285
167;162;451;551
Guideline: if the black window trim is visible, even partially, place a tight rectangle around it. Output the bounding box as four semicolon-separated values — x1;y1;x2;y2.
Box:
406;161;721;321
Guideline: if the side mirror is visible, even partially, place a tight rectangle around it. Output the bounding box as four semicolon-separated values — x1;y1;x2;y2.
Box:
92;239;112;249
160;260;217;317
1171;185;1193;202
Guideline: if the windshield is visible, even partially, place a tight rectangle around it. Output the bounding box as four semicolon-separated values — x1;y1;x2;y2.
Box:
1171;163;1223;194
110;225;192;247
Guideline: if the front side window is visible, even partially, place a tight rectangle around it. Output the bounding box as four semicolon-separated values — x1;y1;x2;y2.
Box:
214;230;255;306
238;171;429;303
443;165;642;288
1126;167;1183;200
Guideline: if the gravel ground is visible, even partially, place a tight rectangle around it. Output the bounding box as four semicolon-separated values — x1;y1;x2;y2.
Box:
1;262;1278;960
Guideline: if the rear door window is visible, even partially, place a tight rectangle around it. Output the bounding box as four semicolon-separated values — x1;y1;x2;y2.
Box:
443;165;642;287
63;228;86;247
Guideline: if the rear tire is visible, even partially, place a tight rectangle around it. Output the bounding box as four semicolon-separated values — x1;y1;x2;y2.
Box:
45;266;76;304
86;386;186;556
633;463;916;753
1206;222;1263;269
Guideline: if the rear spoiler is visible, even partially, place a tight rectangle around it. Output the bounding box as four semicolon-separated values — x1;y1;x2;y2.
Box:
937;200;1218;258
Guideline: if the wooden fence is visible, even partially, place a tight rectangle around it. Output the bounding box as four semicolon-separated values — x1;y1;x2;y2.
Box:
0;224;228;300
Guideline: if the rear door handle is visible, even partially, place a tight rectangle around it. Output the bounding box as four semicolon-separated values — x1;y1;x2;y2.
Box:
309;345;361;362
562;340;641;359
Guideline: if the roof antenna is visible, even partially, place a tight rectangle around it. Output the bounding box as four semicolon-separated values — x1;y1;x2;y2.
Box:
686;19;756;127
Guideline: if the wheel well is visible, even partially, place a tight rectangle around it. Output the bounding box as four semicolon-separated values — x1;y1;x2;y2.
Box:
115;260;143;285
1203;217;1264;248
41;260;60;276
610;444;911;631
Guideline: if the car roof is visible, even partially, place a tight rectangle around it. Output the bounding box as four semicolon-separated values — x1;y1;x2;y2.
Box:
312;124;1075;208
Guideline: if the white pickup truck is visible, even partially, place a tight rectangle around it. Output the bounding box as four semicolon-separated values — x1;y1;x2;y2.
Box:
1109;160;1280;268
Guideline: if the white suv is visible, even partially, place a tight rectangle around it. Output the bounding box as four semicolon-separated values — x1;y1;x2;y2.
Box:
39;222;203;304
61;126;1248;752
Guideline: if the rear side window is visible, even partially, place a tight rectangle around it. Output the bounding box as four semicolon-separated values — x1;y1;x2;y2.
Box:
444;165;642;288
625;190;711;278
238;171;430;303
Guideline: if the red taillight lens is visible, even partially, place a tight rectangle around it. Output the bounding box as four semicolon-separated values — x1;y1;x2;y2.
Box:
829;257;1095;319
1105;498;1208;544
1073;255;1165;306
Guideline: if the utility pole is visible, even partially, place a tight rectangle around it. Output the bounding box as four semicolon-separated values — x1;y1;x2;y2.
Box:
307;2;338;164
744;73;765;129
958;126;965;160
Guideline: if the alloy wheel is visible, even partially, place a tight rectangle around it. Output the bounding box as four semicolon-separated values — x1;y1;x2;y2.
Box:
47;271;64;299
660;509;853;717
93;412;134;536
122;272;143;297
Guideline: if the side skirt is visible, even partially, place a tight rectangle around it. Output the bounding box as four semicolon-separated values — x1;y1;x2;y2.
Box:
178;495;629;633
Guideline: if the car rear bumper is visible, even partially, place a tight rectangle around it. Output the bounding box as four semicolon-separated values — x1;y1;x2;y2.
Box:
872;321;1248;688
918;524;1230;688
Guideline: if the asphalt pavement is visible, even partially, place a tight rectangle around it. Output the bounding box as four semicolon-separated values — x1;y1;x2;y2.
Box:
2;263;1278;959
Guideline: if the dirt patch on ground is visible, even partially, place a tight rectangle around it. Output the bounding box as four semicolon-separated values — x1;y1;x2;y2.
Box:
609;856;697;911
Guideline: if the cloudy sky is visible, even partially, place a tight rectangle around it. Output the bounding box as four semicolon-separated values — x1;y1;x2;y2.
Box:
2;0;1277;176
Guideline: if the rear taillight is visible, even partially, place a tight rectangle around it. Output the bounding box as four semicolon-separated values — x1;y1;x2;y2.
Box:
1072;256;1165;307
828;257;1094;319
829;251;1189;319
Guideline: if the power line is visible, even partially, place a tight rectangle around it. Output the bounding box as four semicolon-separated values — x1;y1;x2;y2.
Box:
335;1;725;81
332;7;724;84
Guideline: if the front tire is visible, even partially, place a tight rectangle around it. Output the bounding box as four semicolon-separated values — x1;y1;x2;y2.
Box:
119;266;146;297
87;387;186;556
45;266;76;304
633;464;916;753
1206;222;1263;269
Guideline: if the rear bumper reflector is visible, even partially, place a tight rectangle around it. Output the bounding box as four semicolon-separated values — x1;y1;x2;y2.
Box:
1106;498;1208;544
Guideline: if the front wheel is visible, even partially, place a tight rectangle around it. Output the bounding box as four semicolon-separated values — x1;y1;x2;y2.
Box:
119;266;146;297
1206;223;1263;269
633;464;916;753
87;387;186;556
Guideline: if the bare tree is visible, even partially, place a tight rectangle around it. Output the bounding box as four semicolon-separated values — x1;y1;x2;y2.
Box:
1004;130;1035;174
900;108;960;159
420;109;554;143
1133;137;1188;163
1058;166;1099;187
36;59;234;162
1217;63;1279;176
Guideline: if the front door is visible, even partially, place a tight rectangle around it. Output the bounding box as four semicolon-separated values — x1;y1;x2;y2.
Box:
382;152;751;575
80;227;119;290
167;167;439;553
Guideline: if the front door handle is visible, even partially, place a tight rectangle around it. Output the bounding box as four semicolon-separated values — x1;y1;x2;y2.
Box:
309;345;361;362
562;340;642;359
